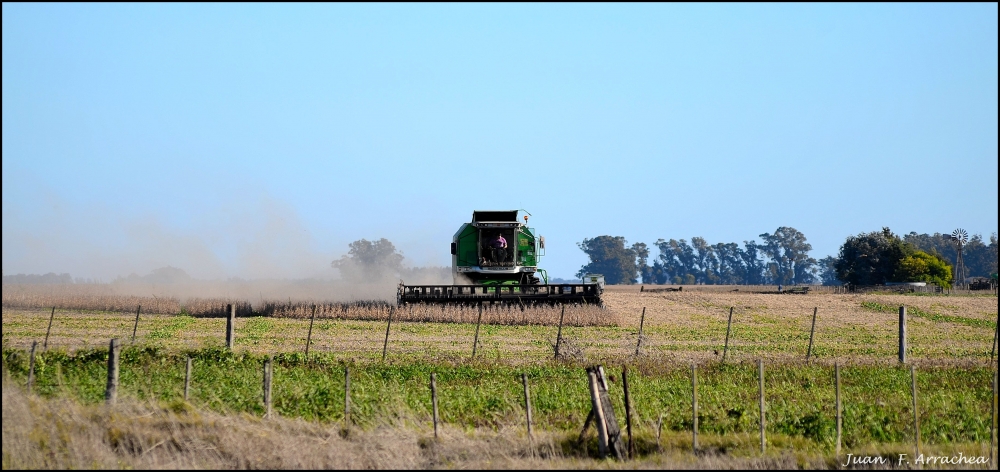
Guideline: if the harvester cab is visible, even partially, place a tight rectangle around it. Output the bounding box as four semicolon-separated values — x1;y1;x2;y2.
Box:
397;210;603;306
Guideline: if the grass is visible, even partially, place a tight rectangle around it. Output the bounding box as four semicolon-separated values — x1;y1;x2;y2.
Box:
2;346;995;450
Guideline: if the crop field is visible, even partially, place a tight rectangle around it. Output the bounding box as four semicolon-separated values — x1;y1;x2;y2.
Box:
2;284;998;469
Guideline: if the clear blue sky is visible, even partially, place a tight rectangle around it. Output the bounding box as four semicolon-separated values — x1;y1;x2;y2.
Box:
3;3;997;281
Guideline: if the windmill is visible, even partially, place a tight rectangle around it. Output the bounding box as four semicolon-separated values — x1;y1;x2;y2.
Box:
947;228;968;288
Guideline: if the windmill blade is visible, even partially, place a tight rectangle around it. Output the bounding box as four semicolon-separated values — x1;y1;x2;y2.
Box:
951;228;969;244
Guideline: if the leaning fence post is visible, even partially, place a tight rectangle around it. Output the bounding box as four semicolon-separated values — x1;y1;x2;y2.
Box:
43;307;55;351
758;359;766;454
634;307;646;357
184;357;192;401
305;305;316;359
130;305;141;344
723;307;734;361
899;306;907;364
105;338;121;405
691;364;699;452
431;372;440;440
806;307;817;360
27;341;38;393
555;305;565;358
588;368;610;458
522;373;533;440
263;355;273;419
226;304;235;350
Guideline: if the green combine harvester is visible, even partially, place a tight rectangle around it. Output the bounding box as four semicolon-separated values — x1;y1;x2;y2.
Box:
397;210;604;306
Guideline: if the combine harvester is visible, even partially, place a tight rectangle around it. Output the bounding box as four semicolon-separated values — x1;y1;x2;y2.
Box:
397;210;604;306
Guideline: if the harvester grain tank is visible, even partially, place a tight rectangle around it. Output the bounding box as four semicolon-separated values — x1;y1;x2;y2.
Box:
397;210;603;306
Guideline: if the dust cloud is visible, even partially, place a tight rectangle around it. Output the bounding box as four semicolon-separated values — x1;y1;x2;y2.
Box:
2;191;454;303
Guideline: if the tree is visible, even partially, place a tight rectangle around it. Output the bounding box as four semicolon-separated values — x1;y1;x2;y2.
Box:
633;242;654;284
834;228;912;286
576;236;640;285
740;240;768;285
759;227;817;285
331;238;404;282
817;256;840;286
895;251;952;288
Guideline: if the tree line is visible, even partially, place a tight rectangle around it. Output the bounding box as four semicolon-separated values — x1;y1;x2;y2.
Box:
576;228;998;287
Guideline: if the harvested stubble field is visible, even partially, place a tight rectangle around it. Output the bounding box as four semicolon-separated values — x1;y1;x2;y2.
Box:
2;284;996;364
2;284;998;469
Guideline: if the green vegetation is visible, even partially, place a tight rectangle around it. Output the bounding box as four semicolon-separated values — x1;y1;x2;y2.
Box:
3;346;994;451
860;301;996;329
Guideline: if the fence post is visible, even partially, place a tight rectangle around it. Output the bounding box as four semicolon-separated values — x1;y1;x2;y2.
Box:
588;368;609;458
991;322;997;364
691;364;698;452
105;338;121;405
43;307;55;351
305;305;316;359
226;304;235;350
382;307;393;363
472;304;483;358
835;362;842;460
758;359;766;454
555;305;565;358
184;357;192;401
623;365;635;459
522;373;533;440
806;307;817;360
131;305;141;344
634;307;646;357
991;369;997;469
431;372;440;440
344;366;351;427
27;341;38;393
911;365;920;458
898;306;907;364
723;307;734;361
263;355;273;419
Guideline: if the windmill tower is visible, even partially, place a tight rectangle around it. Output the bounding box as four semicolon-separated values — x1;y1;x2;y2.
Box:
948;228;968;288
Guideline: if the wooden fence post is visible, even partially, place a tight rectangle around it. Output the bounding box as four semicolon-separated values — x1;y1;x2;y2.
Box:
623;365;635;459
382;307;393;363
344;366;351;427
472;304;483;358
911;365;920;458
899;306;907;364
991;323;997;364
758;359;766;454
431;372;440;440
105;338;121;405
691;364;698;452
634;307;646;357
43;307;55;351
555;305;565;358
184;357;192;401
991;369;997;469
263;355;273;419
131;305;141;344
522;373;533;440
588;368;609;458
835;362;842;460
806;307;817;360
305;305;316;359
27;341;38;393
723;307;734;361
226;304;235;350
